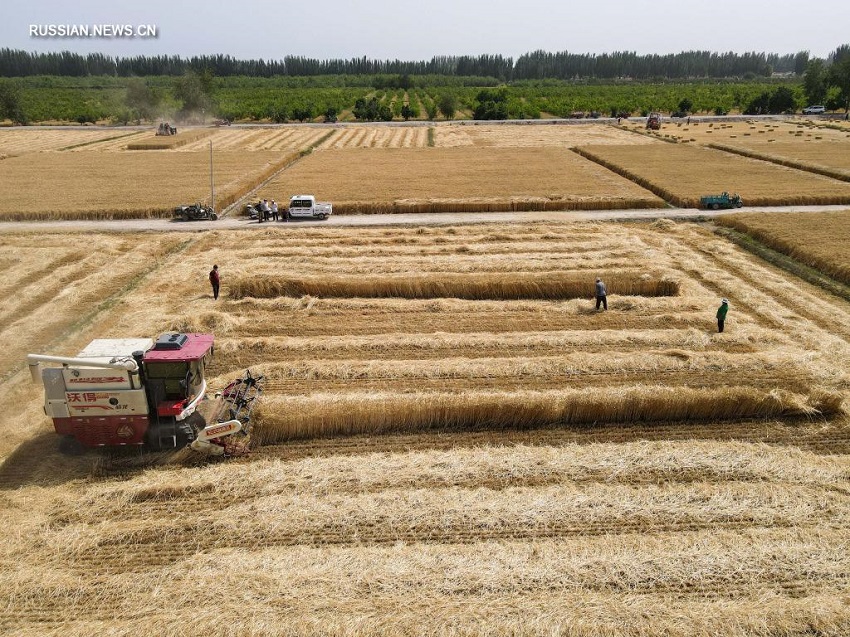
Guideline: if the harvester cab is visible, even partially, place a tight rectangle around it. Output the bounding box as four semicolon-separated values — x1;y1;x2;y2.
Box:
28;333;262;457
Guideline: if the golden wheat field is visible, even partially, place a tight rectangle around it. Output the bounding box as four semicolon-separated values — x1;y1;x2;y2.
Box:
717;210;850;285
0;150;301;219
574;143;850;207
1;219;849;636
4;121;850;220
265;146;665;213
709;140;850;181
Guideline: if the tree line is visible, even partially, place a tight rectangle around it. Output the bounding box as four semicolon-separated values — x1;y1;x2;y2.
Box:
0;48;809;80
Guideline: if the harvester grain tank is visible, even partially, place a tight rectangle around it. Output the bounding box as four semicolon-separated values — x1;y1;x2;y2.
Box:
28;332;262;456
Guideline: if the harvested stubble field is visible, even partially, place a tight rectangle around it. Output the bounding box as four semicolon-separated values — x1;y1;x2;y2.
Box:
716;209;850;285
435;122;659;148
1;220;850;636
316;125;429;149
574;142;850;207
623;118;850;146
265;146;665;213
0;150;299;220
174;126;335;152
0;127;146;155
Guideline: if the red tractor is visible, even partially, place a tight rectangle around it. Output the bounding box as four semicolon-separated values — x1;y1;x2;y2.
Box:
646;112;662;130
28;332;262;456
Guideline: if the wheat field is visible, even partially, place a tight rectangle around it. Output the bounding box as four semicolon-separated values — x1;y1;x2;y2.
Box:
0;150;300;219
264;146;665;213
5;121;850;219
1;218;849;635
717;210;850;284
574;143;850;207
709;140;850;181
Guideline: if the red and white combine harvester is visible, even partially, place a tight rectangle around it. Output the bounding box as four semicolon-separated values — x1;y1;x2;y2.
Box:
27;332;262;457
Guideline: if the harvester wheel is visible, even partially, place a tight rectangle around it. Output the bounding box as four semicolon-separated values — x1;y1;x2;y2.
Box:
58;435;85;456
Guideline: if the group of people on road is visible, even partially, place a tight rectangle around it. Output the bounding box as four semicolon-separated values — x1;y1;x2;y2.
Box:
256;199;283;223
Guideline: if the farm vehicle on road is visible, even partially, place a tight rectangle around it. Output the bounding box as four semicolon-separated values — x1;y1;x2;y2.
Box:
174;203;218;221
700;192;743;210
288;195;333;220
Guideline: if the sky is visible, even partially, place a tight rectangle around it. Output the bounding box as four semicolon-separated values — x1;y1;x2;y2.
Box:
3;0;847;62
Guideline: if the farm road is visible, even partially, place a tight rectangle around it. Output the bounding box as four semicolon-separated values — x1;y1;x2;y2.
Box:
0;204;847;233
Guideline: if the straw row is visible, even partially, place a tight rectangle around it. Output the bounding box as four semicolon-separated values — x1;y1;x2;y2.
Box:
252;386;844;443
229;270;680;300
210;326;775;361
245;350;817;386
126;128;214;150
76;441;844;513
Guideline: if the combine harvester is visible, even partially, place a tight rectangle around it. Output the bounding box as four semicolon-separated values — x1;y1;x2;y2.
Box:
27;332;262;457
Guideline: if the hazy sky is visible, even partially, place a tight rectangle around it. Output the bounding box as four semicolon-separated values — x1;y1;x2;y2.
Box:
4;0;847;62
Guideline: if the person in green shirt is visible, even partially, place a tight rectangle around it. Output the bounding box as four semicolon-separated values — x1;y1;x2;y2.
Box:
716;298;729;332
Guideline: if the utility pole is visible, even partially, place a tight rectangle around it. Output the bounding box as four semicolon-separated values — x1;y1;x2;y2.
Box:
209;140;215;212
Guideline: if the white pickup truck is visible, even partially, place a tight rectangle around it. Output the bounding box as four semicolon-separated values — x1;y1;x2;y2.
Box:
288;195;332;220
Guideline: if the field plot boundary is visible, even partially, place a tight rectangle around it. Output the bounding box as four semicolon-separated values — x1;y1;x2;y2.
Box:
708;143;850;183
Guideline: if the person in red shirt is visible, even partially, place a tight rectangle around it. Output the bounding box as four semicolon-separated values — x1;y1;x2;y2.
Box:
209;265;220;300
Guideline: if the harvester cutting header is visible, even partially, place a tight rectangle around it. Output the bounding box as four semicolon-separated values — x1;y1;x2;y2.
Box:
28;333;262;457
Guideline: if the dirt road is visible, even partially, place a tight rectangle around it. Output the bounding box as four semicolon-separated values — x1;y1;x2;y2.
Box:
0;204;847;233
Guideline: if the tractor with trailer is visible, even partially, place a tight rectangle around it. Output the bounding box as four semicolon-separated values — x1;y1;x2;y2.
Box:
27;332;263;457
156;122;178;136
699;192;743;210
174;203;218;221
646;112;662;130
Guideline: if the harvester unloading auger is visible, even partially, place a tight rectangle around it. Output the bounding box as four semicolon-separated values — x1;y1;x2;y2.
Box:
27;332;264;457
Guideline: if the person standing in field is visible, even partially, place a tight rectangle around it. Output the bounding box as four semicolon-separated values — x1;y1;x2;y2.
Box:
595;278;608;311
271;200;279;222
209;264;220;300
716;298;729;332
